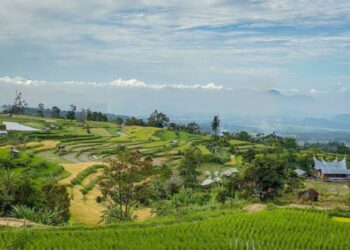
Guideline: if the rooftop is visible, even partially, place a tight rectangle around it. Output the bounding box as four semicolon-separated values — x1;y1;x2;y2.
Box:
313;155;350;175
294;169;306;176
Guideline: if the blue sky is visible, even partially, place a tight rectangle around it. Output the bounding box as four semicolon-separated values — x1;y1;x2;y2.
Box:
0;0;350;116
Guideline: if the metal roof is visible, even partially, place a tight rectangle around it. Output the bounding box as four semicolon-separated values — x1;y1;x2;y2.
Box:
313;155;350;175
201;178;216;186
220;168;239;177
294;169;306;176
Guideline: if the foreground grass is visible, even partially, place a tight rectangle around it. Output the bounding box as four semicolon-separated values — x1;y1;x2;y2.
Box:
1;208;350;249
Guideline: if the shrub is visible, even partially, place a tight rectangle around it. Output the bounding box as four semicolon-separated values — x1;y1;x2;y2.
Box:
9;205;37;222
41;182;70;223
163;175;183;195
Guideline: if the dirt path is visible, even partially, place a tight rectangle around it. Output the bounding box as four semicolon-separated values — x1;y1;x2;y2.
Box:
0;218;37;227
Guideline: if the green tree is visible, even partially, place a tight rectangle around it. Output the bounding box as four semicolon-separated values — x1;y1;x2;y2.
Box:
284;170;304;193
66;104;76;121
41;182;70;222
147;110;169;128
99;146;153;221
211;115;220;137
221;174;245;207
51;106;61;118
234;131;252;142
186;122;201;134
178;147;202;188
78;108;86;125
0;171;37;215
242;148;256;163
125;117;145;126
9;91;28;115
244;155;286;201
283;137;298;150
115;117;124;125
37;103;45;117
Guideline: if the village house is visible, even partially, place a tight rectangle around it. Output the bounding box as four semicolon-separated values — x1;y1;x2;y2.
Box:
313;155;350;181
201;167;239;186
10;148;20;157
294;168;307;177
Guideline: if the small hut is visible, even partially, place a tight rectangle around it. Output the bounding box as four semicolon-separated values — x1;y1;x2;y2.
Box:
10;149;20;157
294;168;307;177
220;168;239;177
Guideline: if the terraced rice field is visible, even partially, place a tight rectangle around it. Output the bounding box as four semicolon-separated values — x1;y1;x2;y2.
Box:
1;209;350;249
59;162;153;225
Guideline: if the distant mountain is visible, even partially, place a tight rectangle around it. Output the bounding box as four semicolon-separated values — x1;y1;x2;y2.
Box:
331;114;350;125
301;117;350;130
266;89;283;97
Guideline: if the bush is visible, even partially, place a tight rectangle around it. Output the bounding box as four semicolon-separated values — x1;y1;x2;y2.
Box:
41;182;70;223
163;175;183;195
9;205;66;225
192;192;211;206
9;205;37;222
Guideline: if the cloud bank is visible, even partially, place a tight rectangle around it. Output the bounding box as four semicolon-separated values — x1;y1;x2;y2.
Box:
1;76;350;118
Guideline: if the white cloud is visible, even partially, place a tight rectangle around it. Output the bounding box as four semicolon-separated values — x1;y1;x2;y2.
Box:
0;76;224;91
309;88;327;95
107;79;223;90
0;76;46;86
109;79;148;88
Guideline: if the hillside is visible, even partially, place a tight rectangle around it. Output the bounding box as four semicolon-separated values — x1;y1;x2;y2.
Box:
2;114;350;250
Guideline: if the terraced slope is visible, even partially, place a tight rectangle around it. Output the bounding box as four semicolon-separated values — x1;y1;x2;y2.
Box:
1;209;350;249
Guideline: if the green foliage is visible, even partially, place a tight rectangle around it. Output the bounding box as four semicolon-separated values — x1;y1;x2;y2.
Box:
0;170;38;215
124;117;145;126
0;147;65;184
86;110;108;122
9;205;66;225
147;110;169;128
245;155;287;201
242;148;256;163
211;115;220;137
153;188;213;217
99;146;154;222
163;175;184;195
9;205;37;221
178;147;202;188
66;104;76;121
41;182;70;223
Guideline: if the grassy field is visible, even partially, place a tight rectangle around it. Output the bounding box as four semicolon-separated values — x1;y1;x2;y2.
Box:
0;146;69;184
1;208;350;249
